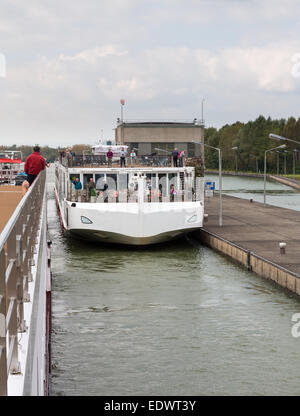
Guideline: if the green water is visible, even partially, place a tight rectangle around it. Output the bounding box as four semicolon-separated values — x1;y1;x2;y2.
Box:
48;168;300;395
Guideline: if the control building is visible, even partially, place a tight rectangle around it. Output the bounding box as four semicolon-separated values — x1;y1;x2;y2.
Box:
115;119;204;157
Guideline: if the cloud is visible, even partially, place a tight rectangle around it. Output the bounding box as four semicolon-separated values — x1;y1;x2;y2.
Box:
1;1;300;145
1;40;300;145
221;43;300;92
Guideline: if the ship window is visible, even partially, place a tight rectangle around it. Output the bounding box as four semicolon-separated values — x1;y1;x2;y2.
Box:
168;173;177;188
146;173;157;189
158;173;167;196
119;173;128;191
81;216;93;224
106;174;117;191
95;174;105;189
83;173;93;188
188;142;196;157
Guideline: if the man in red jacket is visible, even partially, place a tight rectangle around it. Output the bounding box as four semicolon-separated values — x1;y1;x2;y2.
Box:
24;145;46;186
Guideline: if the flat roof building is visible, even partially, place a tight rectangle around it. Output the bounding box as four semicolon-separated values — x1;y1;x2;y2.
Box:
115;119;204;157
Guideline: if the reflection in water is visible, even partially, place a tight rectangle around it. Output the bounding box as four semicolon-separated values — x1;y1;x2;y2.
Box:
47;168;300;396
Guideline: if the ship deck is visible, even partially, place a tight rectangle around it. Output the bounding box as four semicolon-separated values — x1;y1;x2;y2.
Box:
0;185;23;232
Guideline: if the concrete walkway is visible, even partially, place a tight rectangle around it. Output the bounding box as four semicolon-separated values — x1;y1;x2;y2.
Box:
203;194;300;275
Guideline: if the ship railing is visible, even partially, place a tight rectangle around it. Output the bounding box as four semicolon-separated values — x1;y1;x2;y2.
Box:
0;169;46;396
59;154;203;169
60;154;173;168
67;178;204;204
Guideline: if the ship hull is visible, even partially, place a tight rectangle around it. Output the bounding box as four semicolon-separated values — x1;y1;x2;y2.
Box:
66;227;197;245
55;187;203;246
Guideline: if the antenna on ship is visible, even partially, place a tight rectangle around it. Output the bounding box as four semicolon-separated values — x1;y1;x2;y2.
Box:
120;98;125;122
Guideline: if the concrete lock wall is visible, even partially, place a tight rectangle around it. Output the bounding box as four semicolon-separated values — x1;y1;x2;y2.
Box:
197;229;300;297
116;125;203;144
115;123;204;156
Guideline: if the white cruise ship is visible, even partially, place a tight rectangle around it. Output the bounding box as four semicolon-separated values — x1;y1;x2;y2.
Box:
54;147;204;245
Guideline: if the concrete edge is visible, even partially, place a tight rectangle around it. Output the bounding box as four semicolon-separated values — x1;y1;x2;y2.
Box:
196;229;300;297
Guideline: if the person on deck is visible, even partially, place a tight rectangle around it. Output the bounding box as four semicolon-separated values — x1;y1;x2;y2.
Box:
172;148;179;167
107;148;113;167
24;146;46;186
130;149;136;166
120;147;126;167
88;177;96;201
72;177;82;201
179;150;185;167
170;184;177;202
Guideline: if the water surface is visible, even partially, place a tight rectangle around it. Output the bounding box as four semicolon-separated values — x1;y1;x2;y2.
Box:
48;168;300;396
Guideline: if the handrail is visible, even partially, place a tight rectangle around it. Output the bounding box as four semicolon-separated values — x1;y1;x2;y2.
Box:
0;169;46;395
0;172;43;251
117;119;203;125
60;154;203;169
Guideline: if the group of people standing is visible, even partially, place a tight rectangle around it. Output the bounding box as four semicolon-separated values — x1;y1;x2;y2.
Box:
72;176;98;202
106;147;128;167
106;147;184;168
171;148;185;167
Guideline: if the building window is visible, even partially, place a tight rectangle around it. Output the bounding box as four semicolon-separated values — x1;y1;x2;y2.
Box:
188;142;196;157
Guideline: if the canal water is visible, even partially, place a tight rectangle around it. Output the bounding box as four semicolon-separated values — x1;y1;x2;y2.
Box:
205;173;300;211
48;168;300;396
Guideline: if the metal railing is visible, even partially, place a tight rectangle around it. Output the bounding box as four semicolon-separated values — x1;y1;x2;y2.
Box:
60;154;203;169
67;177;204;204
116;119;203;125
0;169;46;395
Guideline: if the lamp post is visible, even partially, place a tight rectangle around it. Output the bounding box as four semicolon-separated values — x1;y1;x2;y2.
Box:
193;140;222;226
276;151;280;175
232;146;238;173
293;149;300;177
269;133;300;177
282;150;288;175
264;144;286;206
269;133;300;147
154;147;171;155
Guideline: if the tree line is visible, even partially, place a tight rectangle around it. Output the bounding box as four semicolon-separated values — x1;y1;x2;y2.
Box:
204;115;300;174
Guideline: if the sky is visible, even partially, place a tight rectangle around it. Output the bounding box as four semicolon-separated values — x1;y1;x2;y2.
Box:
1;0;300;147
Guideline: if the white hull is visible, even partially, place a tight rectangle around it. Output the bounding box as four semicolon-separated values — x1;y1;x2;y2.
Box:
55;188;203;245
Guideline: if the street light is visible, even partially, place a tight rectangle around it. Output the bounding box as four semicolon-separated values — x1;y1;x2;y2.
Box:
275;151;280;175
193;140;222;227
293;149;300;177
154;147;171;154
264;144;286;206
232;146;238;173
269;133;300;146
283;150;288;175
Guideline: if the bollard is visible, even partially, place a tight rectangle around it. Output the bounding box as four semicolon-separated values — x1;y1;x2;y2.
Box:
204;214;208;223
279;242;286;254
